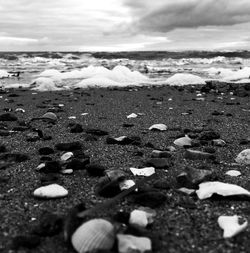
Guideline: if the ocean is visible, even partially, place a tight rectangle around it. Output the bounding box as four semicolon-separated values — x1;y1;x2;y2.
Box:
0;51;250;90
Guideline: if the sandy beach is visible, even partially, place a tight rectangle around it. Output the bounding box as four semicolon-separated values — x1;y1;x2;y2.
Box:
0;83;250;252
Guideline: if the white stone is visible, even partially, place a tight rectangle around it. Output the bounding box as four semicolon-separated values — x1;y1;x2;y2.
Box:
235;149;250;165
119;180;136;190
225;170;241;177
33;184;68;199
129;210;148;227
218;215;248;238
117;234;151;253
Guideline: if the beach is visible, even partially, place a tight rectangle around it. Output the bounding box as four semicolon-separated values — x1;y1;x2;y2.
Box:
0;83;250;252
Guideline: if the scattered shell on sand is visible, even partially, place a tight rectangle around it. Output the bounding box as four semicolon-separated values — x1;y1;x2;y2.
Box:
173;135;192;147
196;181;250;200
61;152;74;161
130;167;155;177
117;234;151;253
33;184;68;199
218;215;248;238
127;113;137;118
235;149;250;165
149;123;167;131
71;219;115;253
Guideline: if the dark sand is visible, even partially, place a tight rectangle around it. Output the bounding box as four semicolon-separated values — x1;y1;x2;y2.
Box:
0;85;250;253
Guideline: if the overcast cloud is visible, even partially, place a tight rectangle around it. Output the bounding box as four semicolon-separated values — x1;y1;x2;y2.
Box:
0;0;249;51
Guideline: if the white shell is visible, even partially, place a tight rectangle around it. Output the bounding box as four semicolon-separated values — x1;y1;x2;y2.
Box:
68;116;76;119
117;234;151;253
218;215;248;238
119;179;136;191
41;112;57;121
127;113;137;118
114;136;127;141
36;163;46;171
61;152;74;161
149;123;167;131
33;184;68;199
225;170;241;177
178;187;196;195
196;181;250;200
235;149;250;165
129;210;148;227
72;219;115;253
130;167;155;177
173;135;192;147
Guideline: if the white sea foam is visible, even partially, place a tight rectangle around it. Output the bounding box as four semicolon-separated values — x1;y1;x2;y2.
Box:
0;69;10;78
166;73;206;86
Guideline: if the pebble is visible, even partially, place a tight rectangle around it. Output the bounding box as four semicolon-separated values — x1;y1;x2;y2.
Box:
85;163;107;177
184;149;216;160
61;152;74;161
173;135;192;147
235;149;250;165
225;170;241;177
144;158;173;170
0;113;17;121
33;184;68;199
117;234;152;253
106;136;141;146
85;128;109;136
119;179;136;190
55;141;82;151
199;130;220;141
41;112;57;122
151;150;173;158
127;113;138;118
129;210;148;227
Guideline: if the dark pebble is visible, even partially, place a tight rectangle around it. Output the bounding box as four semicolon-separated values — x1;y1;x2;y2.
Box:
70;123;83;133
66;158;90;170
38;147;54;155
84;134;98;141
0;113;17;121
95;177;122;198
55;141;82;151
85;163;107;177
131;191;167;208
85;128;109;136
40;156;53;161
144;158;173;169
32;212;63;236
11;235;41;249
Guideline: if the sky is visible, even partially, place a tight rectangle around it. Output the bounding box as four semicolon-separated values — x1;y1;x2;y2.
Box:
0;0;250;51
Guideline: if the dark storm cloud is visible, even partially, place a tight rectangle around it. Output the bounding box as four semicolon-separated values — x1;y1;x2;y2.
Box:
124;0;250;33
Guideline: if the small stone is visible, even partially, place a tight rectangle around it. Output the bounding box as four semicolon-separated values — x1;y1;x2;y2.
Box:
106;136;141;146
153;179;170;190
40;173;59;185
225;170;241;177
177;187;196;195
26;132;40;142
119;179;136;190
127;113;138;118
117;234;152;253
174;135;192;147
33;184;68;199
212;139;226;147
32;212;63;236
70;123;83;133
11;235;41;249
144;158;173;169
38;147;54;155
85;128;109;136
85;163;107;177
0;152;29;163
0;113;17;121
131;191;167;208
129;210;148;227
130;167;155;177
41;112;57;122
235;149;250;165
55;141;82;151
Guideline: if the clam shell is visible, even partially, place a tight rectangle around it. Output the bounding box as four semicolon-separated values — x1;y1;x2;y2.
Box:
41;112;57;122
71;219;115;253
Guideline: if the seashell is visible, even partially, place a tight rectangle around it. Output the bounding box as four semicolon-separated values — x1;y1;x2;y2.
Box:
196;181;250;200
127;113;138;118
71;219;115;253
33;184;68;199
173;135;192;147
218;215;248;238
41;112;57;122
235;149;250;165
149;123;167;131
184;149;215;160
119;179;136;191
225;170;241;177
130;167;155;177
61;152;74;161
117;234;151;253
114;136;127;141
212;139;226;147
